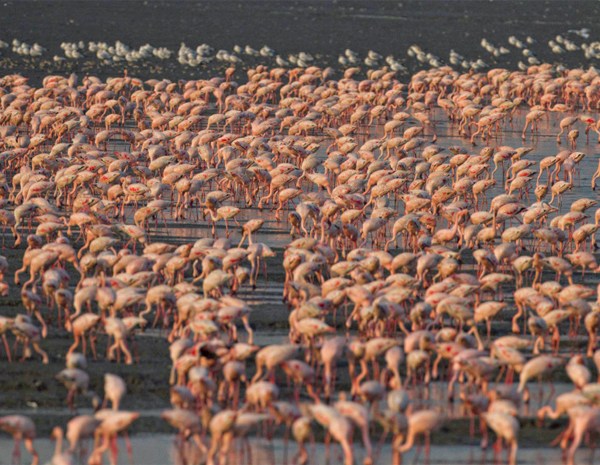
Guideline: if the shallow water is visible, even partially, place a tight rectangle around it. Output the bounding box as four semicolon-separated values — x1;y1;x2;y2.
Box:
0;1;598;82
1;434;595;465
136;106;600;245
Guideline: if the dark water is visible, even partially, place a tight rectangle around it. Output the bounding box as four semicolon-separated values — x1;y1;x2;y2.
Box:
2;1;594;53
0;1;599;82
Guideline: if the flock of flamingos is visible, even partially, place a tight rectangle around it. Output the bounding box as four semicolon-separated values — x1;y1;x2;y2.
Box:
1;61;600;465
